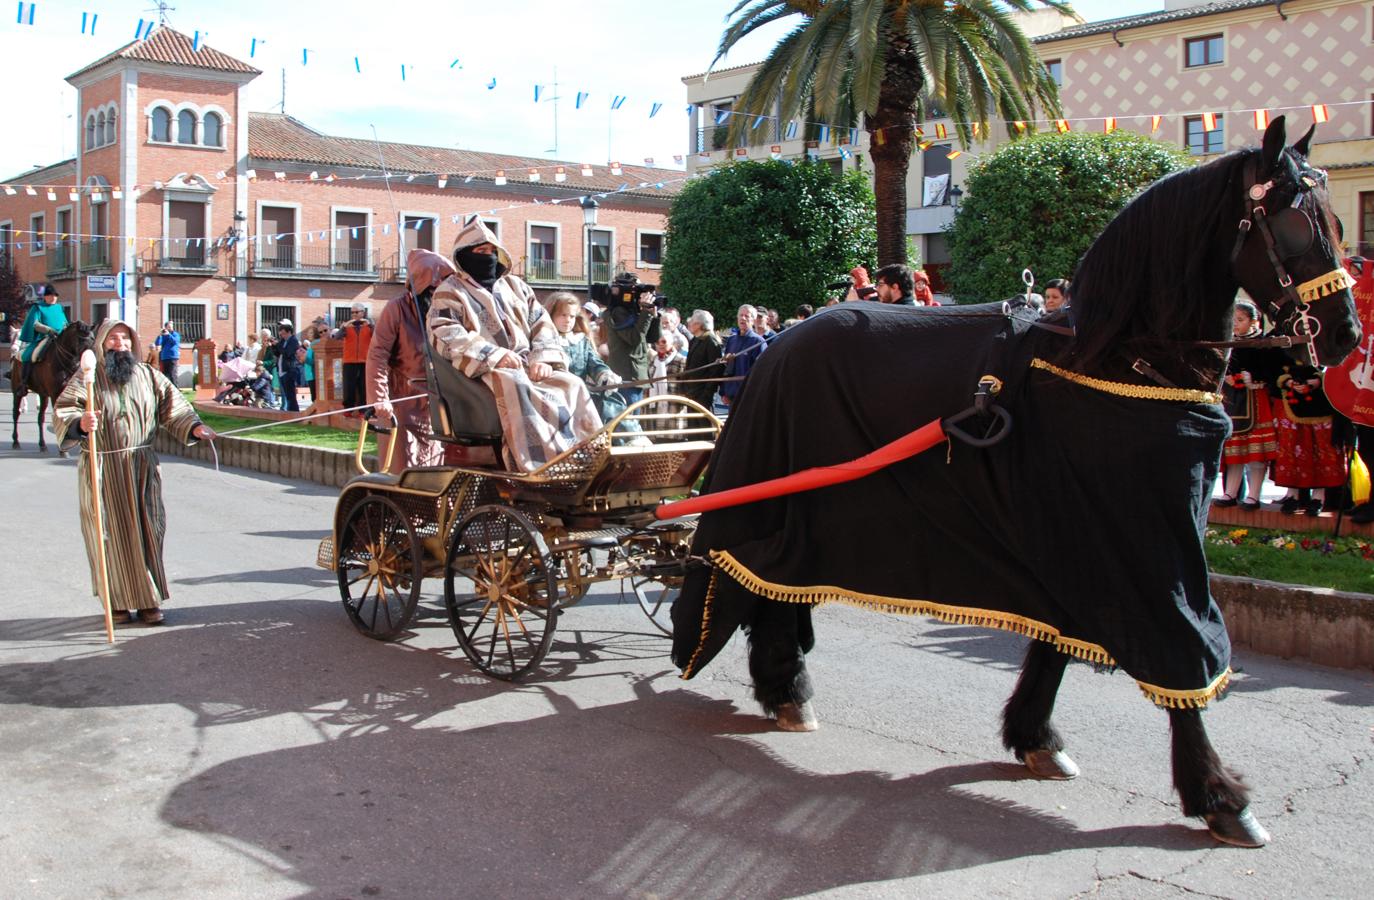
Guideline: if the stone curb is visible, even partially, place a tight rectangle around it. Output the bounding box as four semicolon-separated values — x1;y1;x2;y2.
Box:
1211;574;1374;672
153;431;376;489
151;432;1374;672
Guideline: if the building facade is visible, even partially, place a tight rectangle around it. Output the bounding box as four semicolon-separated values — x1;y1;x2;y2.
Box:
0;29;677;379
682;0;1374;287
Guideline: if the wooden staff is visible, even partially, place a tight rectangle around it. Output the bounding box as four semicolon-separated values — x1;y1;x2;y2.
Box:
80;350;114;644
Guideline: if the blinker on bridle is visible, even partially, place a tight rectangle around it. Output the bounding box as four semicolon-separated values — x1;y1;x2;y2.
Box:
1229;155;1355;366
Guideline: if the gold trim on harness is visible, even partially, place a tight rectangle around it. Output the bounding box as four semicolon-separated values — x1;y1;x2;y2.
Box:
1031;358;1223;405
1295;268;1356;305
698;549;1232;709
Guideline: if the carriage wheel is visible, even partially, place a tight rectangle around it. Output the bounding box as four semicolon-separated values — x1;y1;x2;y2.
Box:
336;495;423;641
444;505;559;681
629;574;681;636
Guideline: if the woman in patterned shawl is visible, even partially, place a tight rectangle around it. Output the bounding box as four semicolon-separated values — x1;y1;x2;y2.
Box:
426;219;600;472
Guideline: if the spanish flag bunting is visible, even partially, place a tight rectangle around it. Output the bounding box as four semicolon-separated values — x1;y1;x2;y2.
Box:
914;126;924;137
946;149;962;160
1055;119;1070;133
971;122;980;138
1150;115;1162;133
1013;121;1027;133
1253;109;1269;130
935;123;947;139
1311;104;1329;124
1201;111;1217;131
918;140;934;151
1103;117;1116;134
873;130;885;146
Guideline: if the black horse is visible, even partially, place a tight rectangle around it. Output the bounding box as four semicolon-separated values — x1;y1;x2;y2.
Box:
670;117;1360;848
10;321;96;453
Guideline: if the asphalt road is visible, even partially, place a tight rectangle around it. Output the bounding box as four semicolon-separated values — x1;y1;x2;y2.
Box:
1;401;1372;899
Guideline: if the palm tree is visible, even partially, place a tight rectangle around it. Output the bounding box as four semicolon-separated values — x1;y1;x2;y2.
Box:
715;0;1067;266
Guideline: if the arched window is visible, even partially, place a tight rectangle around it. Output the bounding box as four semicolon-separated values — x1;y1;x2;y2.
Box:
95;112;106;147
202;112;222;148
85;114;96;150
176;110;196;145
151;107;171;142
105;108;117;145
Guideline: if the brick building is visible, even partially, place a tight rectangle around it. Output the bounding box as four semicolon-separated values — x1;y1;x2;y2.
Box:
683;0;1374;287
0;29;677;380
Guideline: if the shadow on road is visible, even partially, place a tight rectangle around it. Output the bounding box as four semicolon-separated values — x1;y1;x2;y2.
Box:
0;598;1215;897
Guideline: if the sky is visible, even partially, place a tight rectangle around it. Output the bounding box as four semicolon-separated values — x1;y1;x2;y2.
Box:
0;0;1161;181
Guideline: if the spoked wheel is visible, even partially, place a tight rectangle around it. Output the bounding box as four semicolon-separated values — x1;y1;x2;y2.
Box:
629;573;681;636
444;505;559;680
336;495;423;641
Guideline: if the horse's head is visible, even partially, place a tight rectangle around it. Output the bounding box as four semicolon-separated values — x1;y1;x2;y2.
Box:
61;320;97;355
1231;115;1359;367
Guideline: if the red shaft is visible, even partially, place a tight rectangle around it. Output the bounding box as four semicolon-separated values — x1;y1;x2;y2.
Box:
656;419;948;519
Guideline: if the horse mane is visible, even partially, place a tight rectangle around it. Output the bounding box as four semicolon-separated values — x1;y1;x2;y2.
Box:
1069;149;1255;371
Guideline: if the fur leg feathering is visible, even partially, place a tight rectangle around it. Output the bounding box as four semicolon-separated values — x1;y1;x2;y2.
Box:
1001;640;1069;760
1168;707;1250;817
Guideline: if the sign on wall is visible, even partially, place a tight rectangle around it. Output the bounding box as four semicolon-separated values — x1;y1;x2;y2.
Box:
216;304;230;320
86;275;117;292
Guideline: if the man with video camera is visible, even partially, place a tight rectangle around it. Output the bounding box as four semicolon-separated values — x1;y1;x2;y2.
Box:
594;273;662;405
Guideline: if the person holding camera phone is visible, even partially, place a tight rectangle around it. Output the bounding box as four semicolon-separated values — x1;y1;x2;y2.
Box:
600;274;662;406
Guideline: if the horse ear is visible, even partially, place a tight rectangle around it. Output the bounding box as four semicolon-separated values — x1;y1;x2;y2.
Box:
1292;123;1315;158
1261;115;1287;169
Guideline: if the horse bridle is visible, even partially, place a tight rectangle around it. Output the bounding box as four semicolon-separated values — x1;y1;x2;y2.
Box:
1223;155;1355;366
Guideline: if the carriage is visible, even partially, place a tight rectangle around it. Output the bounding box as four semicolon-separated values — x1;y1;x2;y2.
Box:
315;350;721;681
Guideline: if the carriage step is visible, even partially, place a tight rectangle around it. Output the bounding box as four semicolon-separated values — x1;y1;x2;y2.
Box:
550;527;631;554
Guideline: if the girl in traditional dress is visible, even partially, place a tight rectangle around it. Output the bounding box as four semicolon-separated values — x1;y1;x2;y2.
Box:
1216;301;1279;511
1272;363;1348;516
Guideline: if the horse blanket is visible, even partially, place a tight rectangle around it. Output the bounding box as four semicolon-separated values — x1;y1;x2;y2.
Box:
671;302;1233;708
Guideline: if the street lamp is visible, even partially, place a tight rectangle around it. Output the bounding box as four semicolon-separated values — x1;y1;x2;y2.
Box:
580;195;599;298
949;184;964;210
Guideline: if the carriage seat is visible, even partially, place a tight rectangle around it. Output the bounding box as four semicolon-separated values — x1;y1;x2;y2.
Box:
426;354;503;446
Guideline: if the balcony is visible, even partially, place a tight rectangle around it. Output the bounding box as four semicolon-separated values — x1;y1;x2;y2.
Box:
155;246;219;274
79;238;111;271
905;204;956;236
46;242;76;279
249;244;380;281
517;257;618;288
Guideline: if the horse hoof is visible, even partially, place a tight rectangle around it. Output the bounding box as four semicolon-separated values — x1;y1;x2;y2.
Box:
1024;749;1080;780
1205;807;1270;848
774;701;819;732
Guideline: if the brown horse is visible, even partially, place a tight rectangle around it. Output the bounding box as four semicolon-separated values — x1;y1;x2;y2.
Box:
10;321;96;454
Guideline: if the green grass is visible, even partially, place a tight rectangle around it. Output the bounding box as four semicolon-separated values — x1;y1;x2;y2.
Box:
185;392;377;454
1205;528;1374;595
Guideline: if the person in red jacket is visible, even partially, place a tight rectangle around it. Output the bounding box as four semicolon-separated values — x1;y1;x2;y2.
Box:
332;301;374;416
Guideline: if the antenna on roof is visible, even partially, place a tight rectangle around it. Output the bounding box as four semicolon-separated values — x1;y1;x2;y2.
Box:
277;68;286;114
146;1;174;26
547;66;559;155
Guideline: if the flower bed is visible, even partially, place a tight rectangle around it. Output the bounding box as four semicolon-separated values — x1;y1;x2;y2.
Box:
1206;527;1374;595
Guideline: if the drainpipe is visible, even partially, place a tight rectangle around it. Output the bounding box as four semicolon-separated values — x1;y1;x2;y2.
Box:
1111;27;1125;48
1274;0;1289;20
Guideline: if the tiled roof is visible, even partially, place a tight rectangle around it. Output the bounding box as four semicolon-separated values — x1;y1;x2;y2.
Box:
67;27;260;81
681;60;763;83
2;158;77;185
248;113;683;198
1034;1;1277;43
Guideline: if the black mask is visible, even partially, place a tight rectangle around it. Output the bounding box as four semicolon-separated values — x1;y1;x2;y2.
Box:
455;247;501;289
105;350;137;387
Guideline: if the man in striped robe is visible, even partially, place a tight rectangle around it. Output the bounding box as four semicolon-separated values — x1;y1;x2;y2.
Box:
426;219;600;472
53;320;214;626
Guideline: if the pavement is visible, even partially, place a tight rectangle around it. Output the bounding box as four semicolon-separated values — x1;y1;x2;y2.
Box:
1;400;1373;899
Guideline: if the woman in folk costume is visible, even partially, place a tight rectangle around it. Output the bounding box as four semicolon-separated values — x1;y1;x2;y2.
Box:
52;320;213;625
367;249;453;473
1215;300;1281;511
1272;361;1349;516
426;219;601;472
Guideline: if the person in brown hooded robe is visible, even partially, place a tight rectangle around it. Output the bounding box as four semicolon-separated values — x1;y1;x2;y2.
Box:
427;218;600;472
53;320;214;625
367;248;452;473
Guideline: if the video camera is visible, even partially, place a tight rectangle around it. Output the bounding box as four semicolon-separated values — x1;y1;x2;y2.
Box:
591;273;664;308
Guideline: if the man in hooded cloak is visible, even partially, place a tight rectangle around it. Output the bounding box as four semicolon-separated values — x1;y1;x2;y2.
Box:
426;219;600;472
53;320;214;625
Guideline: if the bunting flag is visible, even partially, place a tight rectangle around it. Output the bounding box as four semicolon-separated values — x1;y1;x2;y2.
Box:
1013;120;1027;133
1311;104;1329;124
302;48;308;65
918;140;934;151
934;123;947;139
450;58;461;69
839;147;852;160
971;123;980;138
437;175;448;188
81;11;96;34
192;30;200;52
785;121;798;140
714;109;730;126
611;95;627;110
400;64;406;81
650;102;662;118
644;157;654;165
946;149;962;160
16;2;33;25
250;38;257;57
580;163;593;176
1103;116;1116;134
493;170;506;185
753;115;767;131
1201;111;1217;131
554;166;566;182
672;154;683;164
1055;119;1070;133
486;78;496;90
133;18;153;40
770;145;782;159
818;125;831;142
1151;114;1162;133
575;91;590;109
534;85;543;102
1253;109;1269;130
873;130;885;146
609;162;622;175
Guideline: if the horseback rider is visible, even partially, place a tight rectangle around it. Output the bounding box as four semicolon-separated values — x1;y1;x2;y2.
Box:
16;284;67;389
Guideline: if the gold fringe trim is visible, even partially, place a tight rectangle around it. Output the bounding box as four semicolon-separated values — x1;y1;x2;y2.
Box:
681;568;721;680
709;549;1232;709
1296;268;1355;305
1031;358;1222;405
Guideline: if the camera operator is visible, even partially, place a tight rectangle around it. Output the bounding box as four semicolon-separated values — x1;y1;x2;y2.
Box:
602;276;662;405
